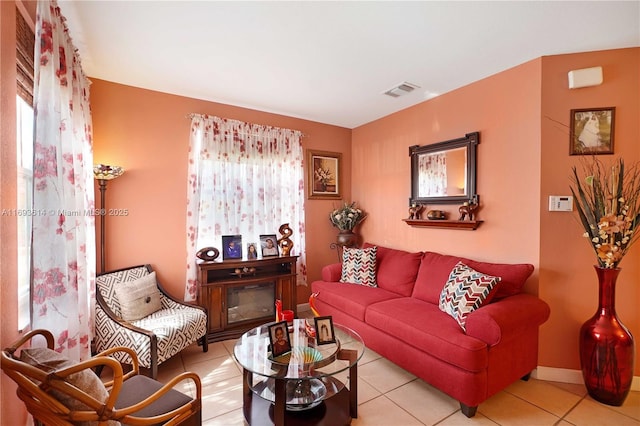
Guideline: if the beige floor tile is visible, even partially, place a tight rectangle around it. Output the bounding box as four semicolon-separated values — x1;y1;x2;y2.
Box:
185;354;242;387
222;338;238;355
352;395;423;425
386;379;459;424
548;380;589;397
333;369;382;404
200;374;245;421
479;391;560;425
565;397;640;426
203;408;248;425
358;357;416;394
182;340;231;364
505;378;583;418
437;411;500;425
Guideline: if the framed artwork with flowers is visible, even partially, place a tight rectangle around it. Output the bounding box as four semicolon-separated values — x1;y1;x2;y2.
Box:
307;150;342;199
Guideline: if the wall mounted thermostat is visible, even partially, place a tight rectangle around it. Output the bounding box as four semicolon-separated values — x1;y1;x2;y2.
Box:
549;196;573;212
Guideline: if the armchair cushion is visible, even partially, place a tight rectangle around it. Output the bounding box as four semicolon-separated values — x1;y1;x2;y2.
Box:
114;271;162;321
20;347;109;412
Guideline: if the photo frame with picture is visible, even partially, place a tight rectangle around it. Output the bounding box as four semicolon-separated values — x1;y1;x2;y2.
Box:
314;316;336;345
260;234;279;257
569;107;615;155
268;320;292;357
222;235;243;260
308;150;342;199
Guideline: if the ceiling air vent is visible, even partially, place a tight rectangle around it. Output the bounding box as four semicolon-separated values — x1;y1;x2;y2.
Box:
383;82;420;98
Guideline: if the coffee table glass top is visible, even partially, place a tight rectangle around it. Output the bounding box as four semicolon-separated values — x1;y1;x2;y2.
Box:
233;319;365;380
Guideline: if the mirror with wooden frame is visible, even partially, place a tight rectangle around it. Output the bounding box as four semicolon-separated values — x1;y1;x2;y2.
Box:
409;132;479;205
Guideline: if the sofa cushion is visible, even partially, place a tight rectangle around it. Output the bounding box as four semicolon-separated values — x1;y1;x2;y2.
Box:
438;262;501;331
412;251;534;304
340;246;377;287
311;280;400;322
363;243;423;296
114;271;162;321
365;298;489;372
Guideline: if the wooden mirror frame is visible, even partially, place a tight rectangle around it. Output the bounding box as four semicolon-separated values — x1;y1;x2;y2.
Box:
409;132;479;205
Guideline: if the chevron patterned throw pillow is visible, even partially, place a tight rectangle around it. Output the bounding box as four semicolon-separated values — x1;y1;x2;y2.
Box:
439;261;501;331
340;246;378;287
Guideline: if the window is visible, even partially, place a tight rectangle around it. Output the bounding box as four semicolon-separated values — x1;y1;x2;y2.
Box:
16;7;35;331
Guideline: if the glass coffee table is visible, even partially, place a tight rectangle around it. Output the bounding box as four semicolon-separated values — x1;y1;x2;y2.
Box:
233;319;365;426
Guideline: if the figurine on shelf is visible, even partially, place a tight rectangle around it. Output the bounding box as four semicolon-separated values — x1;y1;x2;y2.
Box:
458;201;479;221
408;203;424;220
278;223;294;256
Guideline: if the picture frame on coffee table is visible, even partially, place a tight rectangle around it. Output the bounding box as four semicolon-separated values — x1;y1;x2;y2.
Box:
314;316;336;345
268;321;292;357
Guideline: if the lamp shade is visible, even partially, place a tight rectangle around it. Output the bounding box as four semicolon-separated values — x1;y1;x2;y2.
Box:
93;164;124;180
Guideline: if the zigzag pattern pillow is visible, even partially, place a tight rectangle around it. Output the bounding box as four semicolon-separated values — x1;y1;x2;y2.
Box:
340;246;377;287
439;261;501;331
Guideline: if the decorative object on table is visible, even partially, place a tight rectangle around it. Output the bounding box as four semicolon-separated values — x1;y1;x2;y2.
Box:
569;107;615;155
308;292;321;317
275;299;283;322
314;316;336;345
93;164;124;273
427;209;446;220
260;234;279;257
221;235;242;260
196;246;219;261
307;149;342;199
408;203;424;220
458;201;479;221
277;223;294;256
571;156;638;406
268;321;292;357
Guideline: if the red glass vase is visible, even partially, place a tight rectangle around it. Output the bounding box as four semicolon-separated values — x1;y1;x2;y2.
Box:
579;266;635;406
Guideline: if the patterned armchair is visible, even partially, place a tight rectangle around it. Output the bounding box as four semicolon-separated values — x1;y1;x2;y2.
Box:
95;264;208;379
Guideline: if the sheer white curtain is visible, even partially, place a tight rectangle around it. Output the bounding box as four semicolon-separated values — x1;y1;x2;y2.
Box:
31;0;96;359
185;115;306;301
419;152;447;197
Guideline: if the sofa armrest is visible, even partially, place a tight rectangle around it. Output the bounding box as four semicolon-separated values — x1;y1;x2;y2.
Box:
321;263;343;282
465;294;550;346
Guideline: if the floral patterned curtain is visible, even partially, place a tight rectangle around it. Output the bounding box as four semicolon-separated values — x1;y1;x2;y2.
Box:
185;115;306;301
31;0;96;360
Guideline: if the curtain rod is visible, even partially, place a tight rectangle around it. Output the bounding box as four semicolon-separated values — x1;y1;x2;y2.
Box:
186;113;307;138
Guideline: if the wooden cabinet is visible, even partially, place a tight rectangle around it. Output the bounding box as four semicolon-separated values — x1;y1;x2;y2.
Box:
197;256;298;342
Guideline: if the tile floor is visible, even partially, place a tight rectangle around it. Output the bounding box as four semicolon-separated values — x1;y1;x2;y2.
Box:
157;314;639;426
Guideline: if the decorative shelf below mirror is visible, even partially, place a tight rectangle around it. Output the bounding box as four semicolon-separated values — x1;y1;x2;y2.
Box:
402;219;483;230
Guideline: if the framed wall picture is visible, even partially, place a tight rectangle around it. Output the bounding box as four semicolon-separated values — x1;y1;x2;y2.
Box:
314;316;336;345
570;107;615;155
221;235;242;260
268;321;291;357
307;150;342;199
259;234;279;257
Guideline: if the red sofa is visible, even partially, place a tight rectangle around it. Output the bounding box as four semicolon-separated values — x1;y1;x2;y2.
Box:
311;243;550;417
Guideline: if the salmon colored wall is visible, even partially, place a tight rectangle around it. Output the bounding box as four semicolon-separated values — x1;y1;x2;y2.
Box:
90;79;352;305
352;59;542;286
352;47;639;378
539;48;639;375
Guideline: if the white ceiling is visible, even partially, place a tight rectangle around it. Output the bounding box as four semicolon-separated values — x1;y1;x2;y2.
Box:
58;1;640;129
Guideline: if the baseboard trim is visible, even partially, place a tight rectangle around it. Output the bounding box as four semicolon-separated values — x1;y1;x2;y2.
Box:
535;366;640;391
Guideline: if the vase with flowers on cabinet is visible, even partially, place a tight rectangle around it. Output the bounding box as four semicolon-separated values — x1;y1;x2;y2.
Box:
571;157;638;406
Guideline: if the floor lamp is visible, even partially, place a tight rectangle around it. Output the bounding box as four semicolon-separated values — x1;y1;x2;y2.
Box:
93;164;124;273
